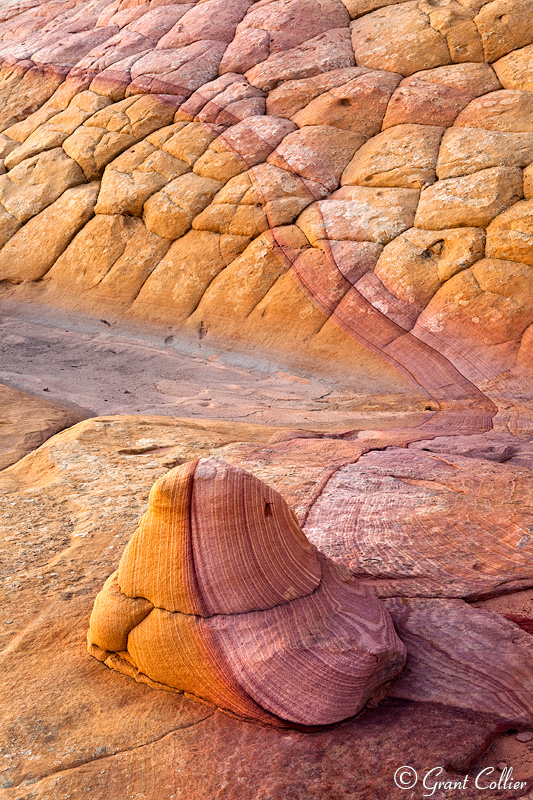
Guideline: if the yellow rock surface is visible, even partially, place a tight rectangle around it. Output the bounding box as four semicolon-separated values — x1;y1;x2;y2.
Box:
0;0;530;420
0;384;84;469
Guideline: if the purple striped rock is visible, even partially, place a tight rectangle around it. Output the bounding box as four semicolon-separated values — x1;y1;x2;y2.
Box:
88;457;406;727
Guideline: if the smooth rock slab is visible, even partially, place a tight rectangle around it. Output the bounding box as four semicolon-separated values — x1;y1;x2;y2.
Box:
0;700;521;800
385;597;533;727
408;431;533;469
297;186;419;244
414;166;523;230
302;447;533;599
486;200;533;267
350;2;451;77
0;383;84;470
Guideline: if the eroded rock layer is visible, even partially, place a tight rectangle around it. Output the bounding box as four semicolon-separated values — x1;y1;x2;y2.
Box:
88;457;406;727
0;0;532;794
0;383;84;468
0;0;530;424
1;416;533;797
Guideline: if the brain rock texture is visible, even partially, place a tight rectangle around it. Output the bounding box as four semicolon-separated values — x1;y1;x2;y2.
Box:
88;457;406;727
0;0;532;422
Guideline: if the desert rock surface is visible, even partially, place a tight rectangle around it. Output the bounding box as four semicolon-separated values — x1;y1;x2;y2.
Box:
0;0;530;419
1;416;532;798
0;382;84;469
0;0;532;797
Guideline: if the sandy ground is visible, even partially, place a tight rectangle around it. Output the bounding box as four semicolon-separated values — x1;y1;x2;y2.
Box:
0;301;426;429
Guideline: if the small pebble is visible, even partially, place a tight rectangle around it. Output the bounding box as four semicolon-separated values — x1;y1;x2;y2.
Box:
516;732;533;742
497;762;507;771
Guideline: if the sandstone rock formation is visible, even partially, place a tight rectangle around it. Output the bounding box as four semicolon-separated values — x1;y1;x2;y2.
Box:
0;0;532;796
88;457;406;727
0;0;530;426
1;416;533;798
0;383;84;469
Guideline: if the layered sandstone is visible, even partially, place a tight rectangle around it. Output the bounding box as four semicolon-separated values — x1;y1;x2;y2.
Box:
88;457;406;727
1;416;533;798
0;0;532;797
0;0;529;421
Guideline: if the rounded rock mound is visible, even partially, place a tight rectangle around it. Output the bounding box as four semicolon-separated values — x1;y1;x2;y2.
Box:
88;457;406;727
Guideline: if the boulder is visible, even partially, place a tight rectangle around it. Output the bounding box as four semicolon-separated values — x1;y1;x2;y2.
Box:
88;458;406;727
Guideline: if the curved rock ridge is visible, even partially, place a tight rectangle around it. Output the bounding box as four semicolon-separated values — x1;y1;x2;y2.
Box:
0;0;531;430
0;382;85;469
88;456;406;727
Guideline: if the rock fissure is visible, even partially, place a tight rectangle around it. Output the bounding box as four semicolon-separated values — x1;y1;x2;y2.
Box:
3;714;216;791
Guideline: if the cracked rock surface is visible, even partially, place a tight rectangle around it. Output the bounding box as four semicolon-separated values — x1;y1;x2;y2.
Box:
0;0;530;428
0;0;532;796
0;414;532;797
